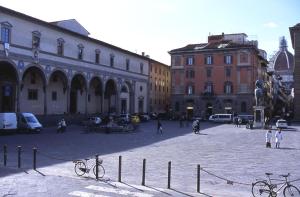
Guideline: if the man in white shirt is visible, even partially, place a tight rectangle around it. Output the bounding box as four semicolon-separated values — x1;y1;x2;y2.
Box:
265;130;272;148
275;129;283;149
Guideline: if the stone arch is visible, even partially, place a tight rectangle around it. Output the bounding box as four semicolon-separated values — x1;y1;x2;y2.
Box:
104;78;117;114
70;73;87;114
120;81;133;114
47;70;68;114
20;65;46;114
0;60;19;112
88;76;103;114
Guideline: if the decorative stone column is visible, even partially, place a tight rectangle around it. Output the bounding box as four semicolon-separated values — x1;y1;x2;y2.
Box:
43;85;47;115
253;106;265;129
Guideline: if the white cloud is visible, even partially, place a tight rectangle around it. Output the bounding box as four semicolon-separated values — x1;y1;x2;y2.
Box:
264;22;279;28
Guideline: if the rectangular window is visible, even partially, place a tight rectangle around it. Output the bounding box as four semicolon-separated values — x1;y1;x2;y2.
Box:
32;35;40;49
1;27;10;43
28;89;38;100
95;53;100;64
78;48;83;60
52;91;57;101
140;63;144;73
126;59;130;70
206;68;212;77
225;55;232;64
226;67;231;77
110;55;114;67
186;57;194;65
205;56;213;65
225;85;232;94
57;41;64;56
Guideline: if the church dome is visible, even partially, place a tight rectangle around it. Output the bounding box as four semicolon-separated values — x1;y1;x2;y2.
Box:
273;37;294;72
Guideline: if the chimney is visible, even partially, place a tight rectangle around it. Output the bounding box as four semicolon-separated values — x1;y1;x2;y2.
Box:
142;52;145;56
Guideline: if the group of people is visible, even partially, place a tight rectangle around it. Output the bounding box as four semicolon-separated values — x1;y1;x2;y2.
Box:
266;129;283;148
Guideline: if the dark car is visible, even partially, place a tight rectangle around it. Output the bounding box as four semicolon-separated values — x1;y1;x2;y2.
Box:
237;115;254;124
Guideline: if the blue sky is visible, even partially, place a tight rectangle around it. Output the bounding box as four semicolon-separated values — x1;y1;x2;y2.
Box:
1;0;299;64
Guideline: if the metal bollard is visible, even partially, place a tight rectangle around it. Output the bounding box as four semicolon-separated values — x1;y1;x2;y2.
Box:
33;147;37;170
118;156;122;182
17;146;21;168
197;164;200;193
168;161;171;189
95;155;99;180
142;159;146;186
3;145;7;166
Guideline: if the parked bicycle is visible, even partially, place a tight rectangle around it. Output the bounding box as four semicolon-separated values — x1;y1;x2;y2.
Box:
73;158;105;178
252;172;300;197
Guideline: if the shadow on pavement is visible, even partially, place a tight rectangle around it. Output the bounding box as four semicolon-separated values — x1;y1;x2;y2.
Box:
0;121;221;178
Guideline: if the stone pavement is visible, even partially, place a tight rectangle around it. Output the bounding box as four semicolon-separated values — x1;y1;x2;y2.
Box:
0;121;300;196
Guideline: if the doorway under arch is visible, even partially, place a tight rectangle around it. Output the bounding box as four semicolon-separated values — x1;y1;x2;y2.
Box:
104;79;117;114
0;61;18;112
70;74;86;114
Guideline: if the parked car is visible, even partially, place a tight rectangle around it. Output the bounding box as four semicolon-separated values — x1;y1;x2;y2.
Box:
237;115;254;124
119;113;131;124
209;114;232;123
0;112;43;133
139;113;150;122
276;119;288;129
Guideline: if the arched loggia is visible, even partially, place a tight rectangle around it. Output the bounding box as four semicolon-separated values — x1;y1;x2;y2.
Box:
0;61;18;112
20;65;46;115
120;81;134;114
48;70;68;114
88;76;103;114
103;79;117;114
70;74;87;114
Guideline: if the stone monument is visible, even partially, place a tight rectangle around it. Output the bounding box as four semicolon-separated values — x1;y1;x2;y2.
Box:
253;80;265;128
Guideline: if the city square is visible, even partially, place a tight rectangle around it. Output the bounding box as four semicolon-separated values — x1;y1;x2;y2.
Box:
0;120;299;196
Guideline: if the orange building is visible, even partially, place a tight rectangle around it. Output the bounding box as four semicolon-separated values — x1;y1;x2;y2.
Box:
149;59;171;113
169;33;267;119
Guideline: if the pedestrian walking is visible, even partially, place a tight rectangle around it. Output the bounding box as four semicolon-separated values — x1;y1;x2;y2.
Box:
265;130;272;148
238;117;242;127
275;129;283;149
234;117;239;127
157;119;163;134
192;119;200;134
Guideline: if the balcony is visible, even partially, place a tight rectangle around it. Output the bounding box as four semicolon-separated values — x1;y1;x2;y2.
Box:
201;92;215;99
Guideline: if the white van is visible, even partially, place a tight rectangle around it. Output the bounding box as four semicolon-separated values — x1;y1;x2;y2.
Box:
209;114;232;123
0;113;18;132
0;113;43;133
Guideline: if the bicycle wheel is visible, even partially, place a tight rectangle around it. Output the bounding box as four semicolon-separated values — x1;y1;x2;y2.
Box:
252;181;271;197
283;185;300;197
93;164;105;178
74;161;86;176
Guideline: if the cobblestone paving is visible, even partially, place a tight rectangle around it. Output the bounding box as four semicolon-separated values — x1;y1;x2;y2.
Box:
0;121;299;196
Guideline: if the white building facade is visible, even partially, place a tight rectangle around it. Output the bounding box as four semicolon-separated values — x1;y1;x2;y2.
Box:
0;6;149;115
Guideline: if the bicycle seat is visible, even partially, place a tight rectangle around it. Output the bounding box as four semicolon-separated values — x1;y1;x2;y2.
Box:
279;173;290;178
265;173;273;176
84;158;90;161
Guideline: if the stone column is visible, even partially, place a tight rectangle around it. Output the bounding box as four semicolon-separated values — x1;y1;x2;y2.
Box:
66;86;70;114
16;83;20;112
43;85;47;115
